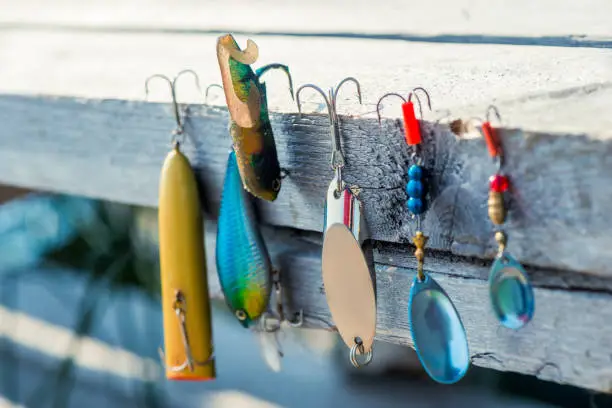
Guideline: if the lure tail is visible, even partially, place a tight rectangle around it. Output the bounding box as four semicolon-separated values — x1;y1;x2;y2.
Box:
158;144;215;380
216;33;291;202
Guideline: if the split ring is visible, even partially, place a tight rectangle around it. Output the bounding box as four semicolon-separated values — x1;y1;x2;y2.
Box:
349;340;373;368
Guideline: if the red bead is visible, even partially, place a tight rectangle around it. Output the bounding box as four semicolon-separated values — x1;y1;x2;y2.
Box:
489;174;509;192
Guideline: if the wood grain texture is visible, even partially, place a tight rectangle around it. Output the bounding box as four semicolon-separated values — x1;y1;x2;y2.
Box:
0;31;611;136
196;223;612;393
0;95;611;279
1;0;611;42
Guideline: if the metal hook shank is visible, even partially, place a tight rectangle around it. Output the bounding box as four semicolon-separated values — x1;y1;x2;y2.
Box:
295;84;343;171
145;74;182;132
145;69;203;139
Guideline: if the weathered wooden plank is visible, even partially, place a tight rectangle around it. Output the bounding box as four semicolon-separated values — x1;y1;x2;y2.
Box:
1;0;611;42
0;31;611;136
192;220;612;393
0;95;612;279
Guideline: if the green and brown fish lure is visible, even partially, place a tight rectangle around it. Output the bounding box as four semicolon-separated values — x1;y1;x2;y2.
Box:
216;34;293;202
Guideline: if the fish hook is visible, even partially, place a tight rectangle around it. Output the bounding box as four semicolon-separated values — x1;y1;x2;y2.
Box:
158;290;214;373
260;269;304;333
376;93;407;125
205;84;224;104
256;63;295;100
408;87;432;120
295;77;362;193
144;69;203;145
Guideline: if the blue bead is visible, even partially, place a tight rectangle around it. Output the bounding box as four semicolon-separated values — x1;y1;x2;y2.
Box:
408;165;423;180
407;197;424;214
406;180;423;198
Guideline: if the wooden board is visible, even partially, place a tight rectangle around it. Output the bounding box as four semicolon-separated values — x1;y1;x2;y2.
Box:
197;223;612;393
0;31;610;137
1;95;611;278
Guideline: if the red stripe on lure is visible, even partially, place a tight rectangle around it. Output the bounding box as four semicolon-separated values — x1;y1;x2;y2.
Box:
343;189;353;227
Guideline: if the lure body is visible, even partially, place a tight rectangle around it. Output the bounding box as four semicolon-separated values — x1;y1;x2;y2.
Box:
158;145;215;381
216;149;272;327
217;34;282;202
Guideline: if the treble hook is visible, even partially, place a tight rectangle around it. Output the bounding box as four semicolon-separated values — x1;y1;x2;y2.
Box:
376;87;431;125
295;77;362;193
260;269;304;333
144;69;203;144
158;290;214;373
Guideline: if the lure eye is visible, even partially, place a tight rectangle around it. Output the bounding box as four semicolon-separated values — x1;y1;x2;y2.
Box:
272;179;281;192
235;310;247;321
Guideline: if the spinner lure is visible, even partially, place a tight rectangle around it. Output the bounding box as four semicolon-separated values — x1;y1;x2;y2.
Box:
481;106;534;330
377;88;469;384
216;34;294;202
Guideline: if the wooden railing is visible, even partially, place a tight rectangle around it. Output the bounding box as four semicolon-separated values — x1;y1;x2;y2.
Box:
1;0;611;392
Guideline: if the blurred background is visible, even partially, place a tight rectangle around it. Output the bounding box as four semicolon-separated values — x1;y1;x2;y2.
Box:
1;187;610;407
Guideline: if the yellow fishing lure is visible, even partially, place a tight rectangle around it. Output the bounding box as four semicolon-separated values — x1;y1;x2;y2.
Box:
159;143;215;380
147;71;215;381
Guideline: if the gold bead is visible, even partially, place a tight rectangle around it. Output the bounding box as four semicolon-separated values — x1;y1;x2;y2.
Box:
413;231;428;249
495;231;507;246
488;191;506;225
415;248;425;262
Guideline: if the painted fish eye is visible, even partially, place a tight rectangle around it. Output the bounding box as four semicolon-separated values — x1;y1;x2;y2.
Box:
235;310;247;321
272;179;281;192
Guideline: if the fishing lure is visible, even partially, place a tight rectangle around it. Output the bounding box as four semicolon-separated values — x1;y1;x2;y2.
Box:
216;148;303;370
297;78;376;369
377;88;469;384
216;148;272;327
147;70;214;381
481;106;534;330
216;34;293;202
